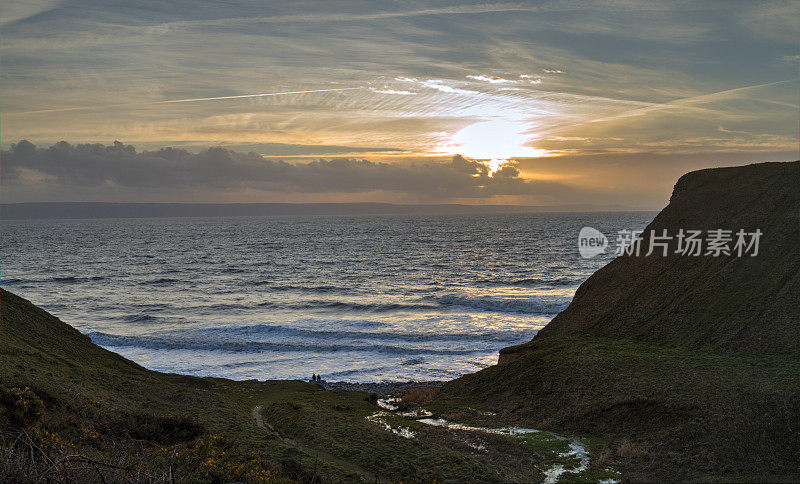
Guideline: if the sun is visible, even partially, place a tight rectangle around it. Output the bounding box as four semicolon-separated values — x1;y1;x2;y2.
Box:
437;120;550;175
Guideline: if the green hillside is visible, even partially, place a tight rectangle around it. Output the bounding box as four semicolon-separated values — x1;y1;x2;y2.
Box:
1;290;615;482
526;160;800;353
1;288;298;482
440;161;800;481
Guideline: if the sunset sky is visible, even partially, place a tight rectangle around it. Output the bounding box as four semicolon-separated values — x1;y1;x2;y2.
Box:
2;0;798;207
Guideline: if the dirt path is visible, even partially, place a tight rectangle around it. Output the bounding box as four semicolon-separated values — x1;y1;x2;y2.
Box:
251;405;272;432
251;405;374;481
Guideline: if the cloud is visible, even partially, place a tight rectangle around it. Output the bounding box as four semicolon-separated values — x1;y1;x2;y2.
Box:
132;3;553;31
370;88;417;95
467;74;543;85
395;77;479;95
777;54;799;64
466;75;514;84
737;1;800;43
2;141;573;201
1;0;794;178
0;0;60;26
518;74;543;84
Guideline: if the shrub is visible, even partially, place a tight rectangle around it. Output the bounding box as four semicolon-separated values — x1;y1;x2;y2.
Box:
164;434;288;483
0;387;44;428
104;413;206;445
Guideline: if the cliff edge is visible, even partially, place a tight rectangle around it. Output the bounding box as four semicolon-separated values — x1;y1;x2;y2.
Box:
501;160;800;363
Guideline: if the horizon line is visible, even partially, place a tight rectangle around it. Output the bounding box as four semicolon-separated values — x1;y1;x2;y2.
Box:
1;201;658;221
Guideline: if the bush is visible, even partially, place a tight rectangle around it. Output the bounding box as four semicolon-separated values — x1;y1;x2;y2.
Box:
104;413;206;445
0;387;44;428
163;434;288;483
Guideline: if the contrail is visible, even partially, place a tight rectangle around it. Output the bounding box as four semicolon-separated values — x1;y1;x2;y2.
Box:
582;80;794;125
155;87;362;104
8;87;363;115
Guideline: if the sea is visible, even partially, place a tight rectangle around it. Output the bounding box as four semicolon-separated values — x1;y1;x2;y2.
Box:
1;212;653;382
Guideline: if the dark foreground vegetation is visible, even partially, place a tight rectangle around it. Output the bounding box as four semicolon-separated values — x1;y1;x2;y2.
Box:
2;161;798;482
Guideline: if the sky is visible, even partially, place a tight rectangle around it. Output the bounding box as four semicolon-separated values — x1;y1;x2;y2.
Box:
2;0;798;207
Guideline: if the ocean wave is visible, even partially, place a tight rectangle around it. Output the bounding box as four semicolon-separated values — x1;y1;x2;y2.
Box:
123;294;567;316
401;357;425;366
154;323;532;344
185;299;439;312
305;300;440;312
222;267;249;274
474;276;577;287
323;366;394;379
88;331;486;356
3;275;107;284
54;275;107;283
437;294;570;314
121;313;159;323
141;277;180;285
268;284;345;293
255;300;441;312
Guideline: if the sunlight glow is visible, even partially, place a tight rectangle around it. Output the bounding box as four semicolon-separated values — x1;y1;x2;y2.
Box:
437;120;551;175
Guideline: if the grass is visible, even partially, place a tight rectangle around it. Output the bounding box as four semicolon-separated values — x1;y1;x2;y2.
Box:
1;289;620;482
439;336;800;481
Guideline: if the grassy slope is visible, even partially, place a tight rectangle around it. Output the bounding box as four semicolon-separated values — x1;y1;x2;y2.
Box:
1;289;607;482
529;160;800;352
1;288;303;481
440;161;800;481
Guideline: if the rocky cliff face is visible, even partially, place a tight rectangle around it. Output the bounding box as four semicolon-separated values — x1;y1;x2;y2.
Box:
499;161;800;364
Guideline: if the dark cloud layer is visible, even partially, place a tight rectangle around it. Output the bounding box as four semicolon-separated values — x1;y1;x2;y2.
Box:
2;140;568;200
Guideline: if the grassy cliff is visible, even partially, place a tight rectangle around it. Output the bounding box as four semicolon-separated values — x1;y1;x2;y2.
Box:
440;161;800;481
517;160;800;354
